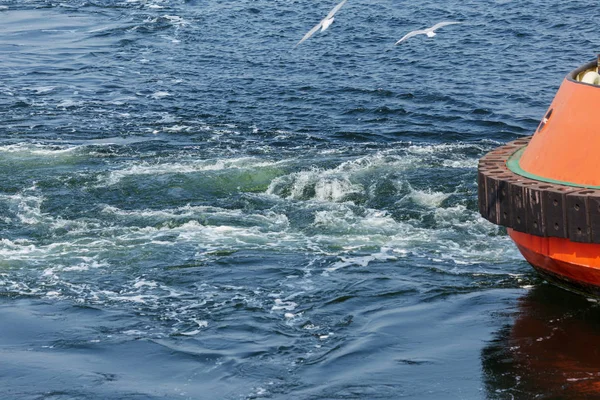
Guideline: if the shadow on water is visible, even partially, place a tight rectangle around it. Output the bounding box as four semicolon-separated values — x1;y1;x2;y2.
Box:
482;284;600;399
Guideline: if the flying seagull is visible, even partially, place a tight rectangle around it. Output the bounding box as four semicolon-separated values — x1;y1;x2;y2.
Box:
295;0;348;47
395;21;461;45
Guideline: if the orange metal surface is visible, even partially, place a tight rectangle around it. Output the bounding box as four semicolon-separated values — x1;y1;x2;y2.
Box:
519;76;600;187
509;229;600;287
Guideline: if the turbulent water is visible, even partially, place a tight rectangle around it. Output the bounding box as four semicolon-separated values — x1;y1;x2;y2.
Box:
1;0;599;399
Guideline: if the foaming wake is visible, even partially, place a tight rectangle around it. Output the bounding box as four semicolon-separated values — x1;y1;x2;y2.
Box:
0;139;526;342
0;143;80;156
97;157;289;187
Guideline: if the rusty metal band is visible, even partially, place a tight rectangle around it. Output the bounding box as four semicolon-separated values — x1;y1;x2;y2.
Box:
478;136;600;243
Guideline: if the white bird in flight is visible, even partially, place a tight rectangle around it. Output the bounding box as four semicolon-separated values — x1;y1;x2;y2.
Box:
395;21;462;45
295;0;348;47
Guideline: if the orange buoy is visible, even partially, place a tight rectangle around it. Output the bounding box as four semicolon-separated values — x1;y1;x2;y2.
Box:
478;58;600;297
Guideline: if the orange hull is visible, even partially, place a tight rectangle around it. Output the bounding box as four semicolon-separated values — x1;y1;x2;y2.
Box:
478;60;600;295
491;60;600;295
509;229;600;295
519;70;600;187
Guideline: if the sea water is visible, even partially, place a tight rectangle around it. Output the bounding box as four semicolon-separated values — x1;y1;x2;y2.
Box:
1;0;599;398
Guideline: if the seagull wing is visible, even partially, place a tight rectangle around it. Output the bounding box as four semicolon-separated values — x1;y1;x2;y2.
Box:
295;0;347;47
325;0;348;20
429;21;461;32
394;29;427;45
295;21;323;47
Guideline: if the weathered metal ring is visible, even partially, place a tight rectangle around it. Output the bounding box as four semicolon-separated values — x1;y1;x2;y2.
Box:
478;136;600;243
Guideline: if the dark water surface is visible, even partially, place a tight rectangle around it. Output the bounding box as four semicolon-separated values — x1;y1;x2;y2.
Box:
1;0;599;398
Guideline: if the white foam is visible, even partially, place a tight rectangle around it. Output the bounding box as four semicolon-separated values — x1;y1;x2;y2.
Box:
54;258;107;272
0;143;79;156
112;294;148;304
179;320;208;336
271;298;297;311
314;178;363;202
163;15;190;27
303;324;319;330
98;157;286;187
56;99;83;108
442;159;477;168
1;191;101;234
109;96;137;105
0;140;525;332
123;330;146;336
27;86;56;94
324;249;397;273
265;149;456;203
162;124;188;132
0;192;44;225
312;208;400;236
1;190;519;281
151;91;171;99
61;264;90;272
88;26;111;33
408;188;450;208
406;142;481;155
268;169;365;203
133;279;158;289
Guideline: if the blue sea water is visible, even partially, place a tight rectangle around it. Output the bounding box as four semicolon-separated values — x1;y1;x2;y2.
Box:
1;0;600;398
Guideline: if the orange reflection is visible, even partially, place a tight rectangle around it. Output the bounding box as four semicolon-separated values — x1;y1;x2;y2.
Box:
483;284;600;398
